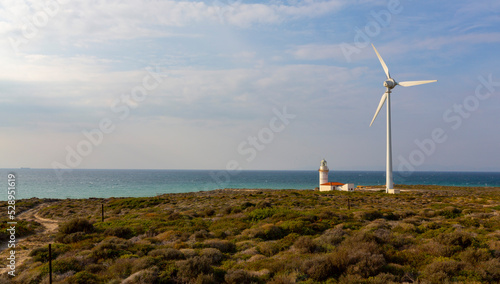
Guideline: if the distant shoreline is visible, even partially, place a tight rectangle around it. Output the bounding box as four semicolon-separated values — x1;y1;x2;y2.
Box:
3;184;499;203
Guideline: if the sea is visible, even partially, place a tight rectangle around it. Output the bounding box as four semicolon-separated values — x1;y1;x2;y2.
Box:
1;169;500;201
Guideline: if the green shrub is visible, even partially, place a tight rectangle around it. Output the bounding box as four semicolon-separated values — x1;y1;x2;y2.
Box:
91;237;131;260
248;208;276;221
59;218;94;235
41;257;82;275
110;258;135;278
437;231;475;249
148;248;184;260
366;272;397;284
104;227;134;239
29;243;69;262
192;229;211;241
439;207;462;219
57;232;88;243
122;267;159;284
278;220;312;235
202;208;216;217
459;248;491;264
67;271;100;284
258;241;281;257
199;248;224;265
302;255;336;281
293;236;317;253
204;239;236;253
224;269;256;284
177;256;213;280
423;258;464;283
195;273;218;284
254;224;285;240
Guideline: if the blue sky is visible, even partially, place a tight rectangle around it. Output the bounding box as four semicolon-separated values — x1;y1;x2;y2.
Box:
1;0;499;172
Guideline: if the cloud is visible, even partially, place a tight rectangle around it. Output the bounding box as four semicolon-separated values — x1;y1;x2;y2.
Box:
0;0;346;48
289;43;347;61
289;31;500;63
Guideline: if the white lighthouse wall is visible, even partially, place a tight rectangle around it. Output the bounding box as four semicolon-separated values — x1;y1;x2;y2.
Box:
319;171;328;186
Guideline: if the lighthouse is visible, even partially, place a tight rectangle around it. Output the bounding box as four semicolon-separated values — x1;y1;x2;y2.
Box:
319;159;329;186
318;159;355;192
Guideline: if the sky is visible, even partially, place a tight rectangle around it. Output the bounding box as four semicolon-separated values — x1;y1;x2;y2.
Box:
1;0;499;173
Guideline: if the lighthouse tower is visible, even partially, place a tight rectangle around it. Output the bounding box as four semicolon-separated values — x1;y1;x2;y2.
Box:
319;159;329;186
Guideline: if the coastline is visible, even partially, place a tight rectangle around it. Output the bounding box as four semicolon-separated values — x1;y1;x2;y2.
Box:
2;169;500;201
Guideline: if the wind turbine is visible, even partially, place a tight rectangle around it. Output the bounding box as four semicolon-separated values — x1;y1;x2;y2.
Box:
369;44;437;194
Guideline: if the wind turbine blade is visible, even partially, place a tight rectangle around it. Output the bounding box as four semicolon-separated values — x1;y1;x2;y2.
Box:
372;44;390;79
370;92;388;127
398;80;437;87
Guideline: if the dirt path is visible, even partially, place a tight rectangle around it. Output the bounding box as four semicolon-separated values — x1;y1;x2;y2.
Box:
0;203;60;275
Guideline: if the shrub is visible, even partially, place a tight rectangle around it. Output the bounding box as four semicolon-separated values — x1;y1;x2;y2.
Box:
367;273;397;284
354;210;383;221
437;231;475;249
104;227;134;239
110;258;135;278
254;224;285;240
248;208;276;221
91;237;131;260
423;258;464;283
256;201;272;209
195;273;218;284
278;220;312;235
67;271;100;284
302;255;335;281
480;258;500;282
329;240;386;278
191;229;211;241
29;244;69;262
122;267;159;284
179;248;197;259
268;274;297;284
58;232;87;243
345;251;386;278
85;264;104;274
59;218;94;235
459;248;491;264
204;239;236;253
293;236;317;253
318;227;346;246
202;208;216;217
41;257;82;275
148;248;184;260
177;256;213;280
199;248;224;265
439;207;462;219
224;269;256;284
258;241;281;257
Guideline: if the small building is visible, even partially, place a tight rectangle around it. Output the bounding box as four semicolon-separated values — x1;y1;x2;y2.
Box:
318;159;354;192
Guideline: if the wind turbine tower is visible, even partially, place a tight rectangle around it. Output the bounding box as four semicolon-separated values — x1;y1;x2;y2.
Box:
369;44;437;194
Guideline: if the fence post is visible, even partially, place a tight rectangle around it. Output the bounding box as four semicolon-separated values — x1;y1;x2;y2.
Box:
102;204;104;222
49;243;52;284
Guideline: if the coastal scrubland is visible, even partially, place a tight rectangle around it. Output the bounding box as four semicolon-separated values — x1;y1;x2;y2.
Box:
1;185;499;283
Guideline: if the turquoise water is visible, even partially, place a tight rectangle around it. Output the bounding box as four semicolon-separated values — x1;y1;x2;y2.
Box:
1;169;499;200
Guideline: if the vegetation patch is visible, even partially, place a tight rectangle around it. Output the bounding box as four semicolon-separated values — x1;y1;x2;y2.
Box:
2;186;499;283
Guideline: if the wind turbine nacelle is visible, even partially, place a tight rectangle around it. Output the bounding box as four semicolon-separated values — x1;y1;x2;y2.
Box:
384;79;396;89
